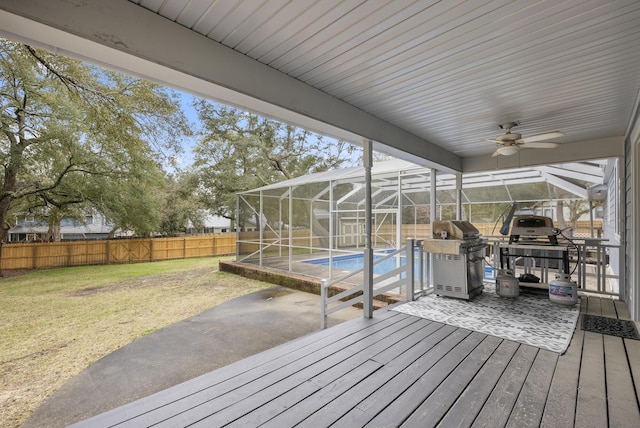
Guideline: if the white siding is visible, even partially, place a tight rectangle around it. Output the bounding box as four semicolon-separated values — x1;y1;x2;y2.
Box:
625;112;639;319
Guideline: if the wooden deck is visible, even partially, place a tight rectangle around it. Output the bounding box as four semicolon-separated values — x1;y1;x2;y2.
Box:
72;296;640;428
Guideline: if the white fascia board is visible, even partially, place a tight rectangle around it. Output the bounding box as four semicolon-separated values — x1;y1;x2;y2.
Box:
0;0;461;172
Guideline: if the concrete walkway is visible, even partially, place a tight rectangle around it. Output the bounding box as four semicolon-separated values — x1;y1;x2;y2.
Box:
23;286;361;428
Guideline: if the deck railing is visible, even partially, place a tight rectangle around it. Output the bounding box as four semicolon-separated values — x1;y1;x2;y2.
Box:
321;237;622;327
320;239;427;328
484;237;621;297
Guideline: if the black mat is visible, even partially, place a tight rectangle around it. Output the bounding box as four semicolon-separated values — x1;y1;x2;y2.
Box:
582;314;640;340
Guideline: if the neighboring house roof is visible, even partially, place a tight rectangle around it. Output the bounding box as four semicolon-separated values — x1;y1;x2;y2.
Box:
203;214;231;228
186;214;231;229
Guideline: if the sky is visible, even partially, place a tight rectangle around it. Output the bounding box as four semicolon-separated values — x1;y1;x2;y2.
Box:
175;92;201;169
172;89;363;172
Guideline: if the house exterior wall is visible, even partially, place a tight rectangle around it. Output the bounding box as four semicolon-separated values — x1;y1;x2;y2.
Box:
8;213;115;242
625;111;640;320
601;159;622;297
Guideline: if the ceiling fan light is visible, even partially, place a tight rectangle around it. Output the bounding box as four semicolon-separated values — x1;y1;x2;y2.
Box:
497;145;519;156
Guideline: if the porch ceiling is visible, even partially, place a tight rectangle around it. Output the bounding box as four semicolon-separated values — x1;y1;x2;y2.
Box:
0;1;639;172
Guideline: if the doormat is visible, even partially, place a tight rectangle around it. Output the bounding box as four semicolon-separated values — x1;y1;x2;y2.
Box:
582;314;640;340
392;283;579;354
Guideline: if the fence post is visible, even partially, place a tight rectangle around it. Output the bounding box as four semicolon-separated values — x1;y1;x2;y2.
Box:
320;279;328;329
149;238;154;262
32;243;37;269
67;242;72;267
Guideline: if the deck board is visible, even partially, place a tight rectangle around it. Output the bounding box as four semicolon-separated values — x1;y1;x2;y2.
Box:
600;298;618;318
615;299;632;319
625;338;640;407
364;331;486;427
540;328;584;427
71;296;640;428
604;335;640;427
400;335;503;427
154;315;419;427
506;349;558;427
333;327;472;427
437;339;520;427
586;296;602;315
295;324;457;427
471;345;539;427
575;331;608;427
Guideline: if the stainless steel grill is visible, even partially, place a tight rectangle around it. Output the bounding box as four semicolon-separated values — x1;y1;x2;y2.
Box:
424;221;487;300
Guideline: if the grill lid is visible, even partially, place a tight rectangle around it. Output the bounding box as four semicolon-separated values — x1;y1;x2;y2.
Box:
432;220;480;240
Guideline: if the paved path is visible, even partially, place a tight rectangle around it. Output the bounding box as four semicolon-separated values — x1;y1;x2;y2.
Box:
23;286;361;428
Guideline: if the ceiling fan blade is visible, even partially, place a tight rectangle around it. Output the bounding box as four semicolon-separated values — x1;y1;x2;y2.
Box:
491;149;500;157
485;138;501;143
520;131;564;143
522;142;559;149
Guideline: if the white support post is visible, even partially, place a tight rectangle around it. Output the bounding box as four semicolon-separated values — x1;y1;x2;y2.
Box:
430;169;437;222
329;181;334;280
259;190;263;266
418;239;425;296
309;198;313;253
429;169;437;288
278;194;283;258
406;238;415;302
320;279;328;329
288;186;293;272
456;173;463;220
363;139;373;319
235;194;240;259
397;172;402;250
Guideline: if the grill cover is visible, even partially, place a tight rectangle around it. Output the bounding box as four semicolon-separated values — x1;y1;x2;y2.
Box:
432;220;480;240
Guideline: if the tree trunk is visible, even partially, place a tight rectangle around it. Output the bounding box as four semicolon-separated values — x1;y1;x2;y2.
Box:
0;156;21;275
46;210;62;242
555;200;573;238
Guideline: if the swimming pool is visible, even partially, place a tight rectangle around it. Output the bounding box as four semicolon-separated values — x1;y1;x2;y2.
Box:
304;250;420;275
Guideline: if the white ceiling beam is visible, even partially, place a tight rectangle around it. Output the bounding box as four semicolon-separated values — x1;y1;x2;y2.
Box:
539;172;588;199
541;162;605;178
336;186;363;204
0;0;461;172
536;166;604;184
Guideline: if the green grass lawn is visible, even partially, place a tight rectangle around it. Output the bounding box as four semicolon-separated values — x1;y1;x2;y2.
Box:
0;257;272;427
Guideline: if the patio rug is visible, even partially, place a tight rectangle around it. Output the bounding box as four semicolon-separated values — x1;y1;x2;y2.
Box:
582;314;640;340
391;283;579;354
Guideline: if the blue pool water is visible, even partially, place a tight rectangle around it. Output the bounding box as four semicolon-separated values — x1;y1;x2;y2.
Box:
305;250;420;276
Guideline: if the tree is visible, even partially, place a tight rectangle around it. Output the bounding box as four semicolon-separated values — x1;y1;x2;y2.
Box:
159;171;207;236
556;199;599;238
0;40;190;250
192;103;358;223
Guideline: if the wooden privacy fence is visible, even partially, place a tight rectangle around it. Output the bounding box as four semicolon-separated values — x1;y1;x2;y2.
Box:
0;234;236;271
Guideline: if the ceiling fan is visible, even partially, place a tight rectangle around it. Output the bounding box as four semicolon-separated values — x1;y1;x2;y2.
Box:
487;121;564;156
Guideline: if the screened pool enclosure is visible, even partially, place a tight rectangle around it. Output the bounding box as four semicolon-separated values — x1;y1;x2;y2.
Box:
235;158;612;286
